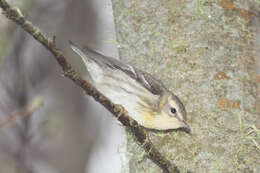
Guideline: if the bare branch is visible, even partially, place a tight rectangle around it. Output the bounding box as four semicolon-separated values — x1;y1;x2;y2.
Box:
0;97;43;131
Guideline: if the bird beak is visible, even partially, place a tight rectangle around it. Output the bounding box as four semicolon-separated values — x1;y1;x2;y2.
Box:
181;121;191;134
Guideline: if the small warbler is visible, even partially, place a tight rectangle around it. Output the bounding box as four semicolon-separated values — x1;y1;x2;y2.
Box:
70;42;190;133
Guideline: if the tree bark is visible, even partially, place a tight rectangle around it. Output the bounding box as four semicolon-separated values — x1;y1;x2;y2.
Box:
112;0;260;172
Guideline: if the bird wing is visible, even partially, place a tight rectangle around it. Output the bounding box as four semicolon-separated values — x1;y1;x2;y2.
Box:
70;41;168;96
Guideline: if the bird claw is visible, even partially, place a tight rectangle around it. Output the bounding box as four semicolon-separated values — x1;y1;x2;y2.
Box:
114;104;126;117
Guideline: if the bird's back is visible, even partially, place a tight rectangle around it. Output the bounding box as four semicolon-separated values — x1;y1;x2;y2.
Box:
73;43;168;96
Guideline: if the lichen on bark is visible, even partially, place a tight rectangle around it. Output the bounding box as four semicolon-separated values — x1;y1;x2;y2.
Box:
112;0;260;172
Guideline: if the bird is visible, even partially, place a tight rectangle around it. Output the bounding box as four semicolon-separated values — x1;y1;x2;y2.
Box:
70;42;190;133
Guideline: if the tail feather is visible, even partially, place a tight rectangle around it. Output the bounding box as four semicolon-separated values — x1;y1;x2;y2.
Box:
69;41;90;68
69;41;103;83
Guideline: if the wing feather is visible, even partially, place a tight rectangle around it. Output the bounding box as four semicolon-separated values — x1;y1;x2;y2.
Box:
70;42;168;96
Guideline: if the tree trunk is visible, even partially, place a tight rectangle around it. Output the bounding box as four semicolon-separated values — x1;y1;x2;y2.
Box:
112;0;260;172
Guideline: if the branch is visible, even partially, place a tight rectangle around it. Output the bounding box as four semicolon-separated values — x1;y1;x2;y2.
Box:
0;97;43;131
0;1;180;172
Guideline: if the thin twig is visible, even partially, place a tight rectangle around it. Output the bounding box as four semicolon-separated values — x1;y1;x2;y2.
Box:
0;97;43;131
0;1;181;172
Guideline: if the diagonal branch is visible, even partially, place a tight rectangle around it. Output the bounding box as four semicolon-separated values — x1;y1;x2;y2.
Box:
0;97;43;131
0;0;181;172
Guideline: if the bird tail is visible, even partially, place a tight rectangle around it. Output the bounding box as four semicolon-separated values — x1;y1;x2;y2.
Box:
69;41;104;83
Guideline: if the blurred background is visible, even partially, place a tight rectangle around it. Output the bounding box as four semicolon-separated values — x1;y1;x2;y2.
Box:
0;0;126;173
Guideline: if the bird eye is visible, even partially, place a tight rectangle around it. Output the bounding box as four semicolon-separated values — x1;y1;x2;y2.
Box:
170;107;177;114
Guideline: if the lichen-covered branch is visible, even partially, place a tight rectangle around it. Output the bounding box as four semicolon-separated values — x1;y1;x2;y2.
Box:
0;0;181;172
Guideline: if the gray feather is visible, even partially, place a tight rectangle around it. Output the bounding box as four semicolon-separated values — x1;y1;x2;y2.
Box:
69;42;169;96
